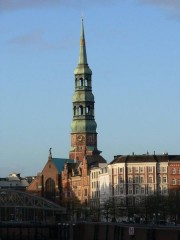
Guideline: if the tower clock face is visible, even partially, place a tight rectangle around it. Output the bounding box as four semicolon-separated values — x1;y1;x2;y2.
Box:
77;135;85;143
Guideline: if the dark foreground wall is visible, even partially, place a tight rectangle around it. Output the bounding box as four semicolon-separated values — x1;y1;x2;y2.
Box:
0;222;180;240
74;223;180;240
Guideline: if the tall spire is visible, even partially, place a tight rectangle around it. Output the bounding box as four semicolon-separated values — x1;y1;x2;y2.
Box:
74;18;92;75
70;18;101;161
78;17;88;65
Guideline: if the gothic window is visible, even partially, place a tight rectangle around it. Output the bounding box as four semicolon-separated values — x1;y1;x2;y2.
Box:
79;105;83;115
79;78;83;87
45;178;55;201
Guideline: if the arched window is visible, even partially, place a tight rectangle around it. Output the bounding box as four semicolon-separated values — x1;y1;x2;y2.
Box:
85;79;88;86
86;106;90;114
75;78;78;87
45;178;55;201
74;106;76;116
79;106;83;115
79;78;83;87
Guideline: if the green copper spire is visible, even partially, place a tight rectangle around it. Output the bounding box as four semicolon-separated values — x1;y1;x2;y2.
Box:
74;18;92;75
70;18;101;161
78;18;88;65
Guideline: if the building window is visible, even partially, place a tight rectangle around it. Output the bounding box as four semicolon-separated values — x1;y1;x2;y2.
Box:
45;178;55;201
79;105;83;115
178;179;180;185
120;188;124;194
178;169;180;174
141;187;145;194
119;168;123;173
135;167;139;173
161;167;167;173
148;186;153;194
73;106;76;116
128;188;133;195
86;106;90;114
163;177;167;183
172;168;176;174
135;187;139;194
163;187;167;194
79;78;83;87
172;179;176;185
135;176;139;183
128;177;133;183
140;167;144;173
119;176;123;183
148;176;153;183
140;176;144;183
148;167;153;173
128;167;132;173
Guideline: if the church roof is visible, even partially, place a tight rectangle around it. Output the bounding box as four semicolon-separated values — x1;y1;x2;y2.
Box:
52;158;74;173
86;155;107;167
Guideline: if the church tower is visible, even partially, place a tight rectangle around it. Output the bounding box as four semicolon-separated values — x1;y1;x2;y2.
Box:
69;19;101;161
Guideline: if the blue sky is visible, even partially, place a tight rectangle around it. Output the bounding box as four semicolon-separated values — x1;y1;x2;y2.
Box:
1;0;180;177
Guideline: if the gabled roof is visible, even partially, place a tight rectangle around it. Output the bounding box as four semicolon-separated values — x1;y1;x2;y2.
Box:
51;158;74;173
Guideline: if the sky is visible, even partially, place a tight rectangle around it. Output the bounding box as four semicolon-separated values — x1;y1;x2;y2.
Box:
1;0;180;177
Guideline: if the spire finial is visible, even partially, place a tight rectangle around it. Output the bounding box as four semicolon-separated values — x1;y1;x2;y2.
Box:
78;17;87;65
48;148;52;160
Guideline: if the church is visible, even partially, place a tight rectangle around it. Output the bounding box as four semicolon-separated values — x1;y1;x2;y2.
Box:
27;19;106;209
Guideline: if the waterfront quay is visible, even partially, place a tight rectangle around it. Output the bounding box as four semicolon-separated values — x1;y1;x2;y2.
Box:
0;221;180;240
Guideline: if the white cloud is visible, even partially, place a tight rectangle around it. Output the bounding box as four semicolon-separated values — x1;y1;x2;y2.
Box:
138;0;180;9
0;0;119;12
138;0;180;20
0;0;59;12
6;30;76;51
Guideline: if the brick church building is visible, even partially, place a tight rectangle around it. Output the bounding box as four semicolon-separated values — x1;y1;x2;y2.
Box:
27;19;106;208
